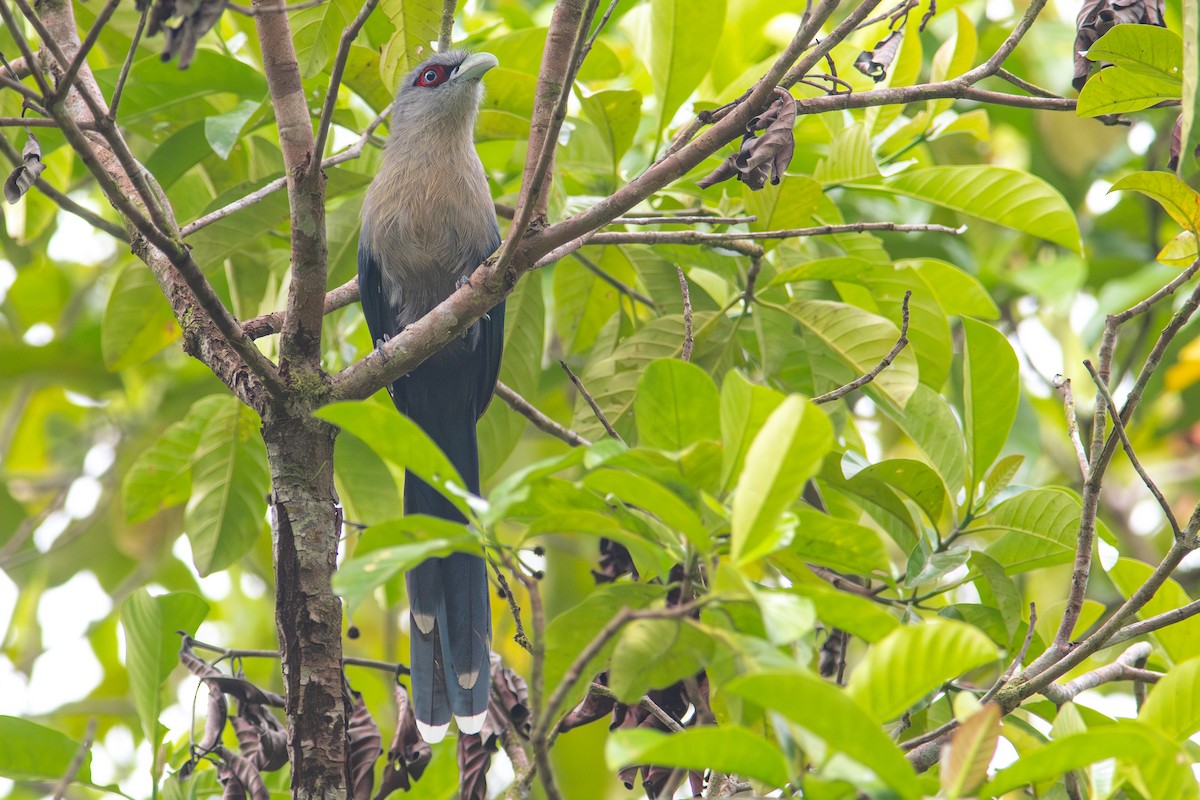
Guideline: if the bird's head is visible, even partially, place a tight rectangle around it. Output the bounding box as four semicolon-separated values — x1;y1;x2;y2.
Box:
391;51;498;131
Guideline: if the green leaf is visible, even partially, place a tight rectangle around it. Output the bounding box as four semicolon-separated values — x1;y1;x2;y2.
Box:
980;453;1024;507
731;396;833;564
980;724;1162;796
1181;0;1200;178
844;619;998;722
584;469;710;549
317;401;471;518
552;247;631;354
928;9;978;118
858;459;946;523
333;431;401;528
480;275;546;479
120;590;209;750
606;726;791;789
719;370;785;492
102;260;179;371
941;703;1000;799
0;717;92;783
635;358;720;451
743;176;823;238
903;258;1000;319
1158;230;1200;266
543;584;667;709
1087;24;1184;77
377;0;441;89
868;166;1082;252
185;398;270;576
789;508;890;576
292;0;352;78
609;619;714;701
791;583;900;643
970;551;1024;639
1135;661;1200;741
883;384;967;495
1078;64;1183;116
204;100;261;160
962;316;1019;492
122;395;225;523
813;123;880;185
786;300;919;407
1110;171;1200;234
334;521;474;613
975;488;1082;573
647;0;725;140
726;671;922;798
580;89;642;181
1108;558;1200;663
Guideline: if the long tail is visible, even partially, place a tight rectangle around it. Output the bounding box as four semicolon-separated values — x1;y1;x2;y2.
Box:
403;401;491;743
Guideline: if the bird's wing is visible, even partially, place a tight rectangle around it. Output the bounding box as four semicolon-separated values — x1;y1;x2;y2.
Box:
357;239;392;345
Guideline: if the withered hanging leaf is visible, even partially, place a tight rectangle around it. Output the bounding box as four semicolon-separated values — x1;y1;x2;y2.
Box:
698;88;796;191
457;733;491;800
1168;114;1200;171
5;131;45;204
180;638;222;679
1072;0;1166;89
593;538;638;583
374;685;432;800
231;703;289;772
137;0;229;69
854;29;905;83
489;653;531;738
216;745;270;800
207;675;286;707
198;684;228;754
349;691;383;800
558;677;616;733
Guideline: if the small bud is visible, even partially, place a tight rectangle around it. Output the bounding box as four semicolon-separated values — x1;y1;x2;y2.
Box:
348;625;360;640
533;546;545;556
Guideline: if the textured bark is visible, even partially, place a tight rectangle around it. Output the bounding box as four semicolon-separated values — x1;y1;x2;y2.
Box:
263;415;347;800
253;0;328;378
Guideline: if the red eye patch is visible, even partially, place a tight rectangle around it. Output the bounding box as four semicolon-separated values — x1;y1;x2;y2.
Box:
414;65;448;87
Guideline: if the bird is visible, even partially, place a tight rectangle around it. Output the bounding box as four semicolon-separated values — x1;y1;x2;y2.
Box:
357;50;503;744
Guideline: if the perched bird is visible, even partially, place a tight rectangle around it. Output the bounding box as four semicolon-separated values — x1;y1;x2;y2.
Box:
358;51;503;743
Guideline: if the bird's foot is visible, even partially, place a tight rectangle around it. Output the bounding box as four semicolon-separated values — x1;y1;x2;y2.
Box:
374;333;390;361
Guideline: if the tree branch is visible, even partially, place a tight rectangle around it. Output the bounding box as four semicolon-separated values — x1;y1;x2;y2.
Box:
1039;642;1159;705
561;360;624;445
586;222;966;246
311;0;379;164
812;291;911;404
253;0;328;377
1052;375;1089;481
495;382;591;448
438;0;456;51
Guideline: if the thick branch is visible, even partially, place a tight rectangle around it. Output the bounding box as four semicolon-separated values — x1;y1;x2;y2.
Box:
253;0;328;376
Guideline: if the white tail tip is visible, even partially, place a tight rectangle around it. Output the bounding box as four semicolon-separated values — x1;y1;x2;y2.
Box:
416;720;449;744
456;711;487;735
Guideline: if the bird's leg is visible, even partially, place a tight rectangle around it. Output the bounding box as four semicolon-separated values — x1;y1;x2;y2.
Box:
457;276;490;322
374;332;391;361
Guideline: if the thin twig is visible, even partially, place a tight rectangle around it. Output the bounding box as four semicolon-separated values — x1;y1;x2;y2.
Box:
496;381;591;447
0;71;43;102
0;2;52;96
812;291;911;404
312;0;379;163
227;0;326;13
588;222;967;246
1105;597;1200;650
55;0;120;102
676;266;693;362
1052;375;1089;481
995;68;1060;98
582;0;620;55
438;0;456;51
561;360;625;445
1083;359;1181;538
572;252;656;308
980;603;1037;704
51;718;96;800
0;116;59;127
243;277;359;339
181;104;392;237
108;6;147;120
490;559;532;651
610;215;757;226
186;634;413;674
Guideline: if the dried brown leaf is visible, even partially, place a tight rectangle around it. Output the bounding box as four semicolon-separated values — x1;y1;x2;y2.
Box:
457;733;491;800
216;745;269;800
349;691;383;800
373;685;432;800
854;29;904;83
232;704;289;772
198;683;227;754
4;132;44;204
697;89;796;191
489;653;531;738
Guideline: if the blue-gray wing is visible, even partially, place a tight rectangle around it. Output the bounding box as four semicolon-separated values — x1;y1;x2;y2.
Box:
357;238;392;345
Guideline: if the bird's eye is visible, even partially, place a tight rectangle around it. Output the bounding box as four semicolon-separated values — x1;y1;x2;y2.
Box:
415;66;447;87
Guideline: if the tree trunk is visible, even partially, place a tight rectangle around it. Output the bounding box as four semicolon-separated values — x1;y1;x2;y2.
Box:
263;414;347;799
